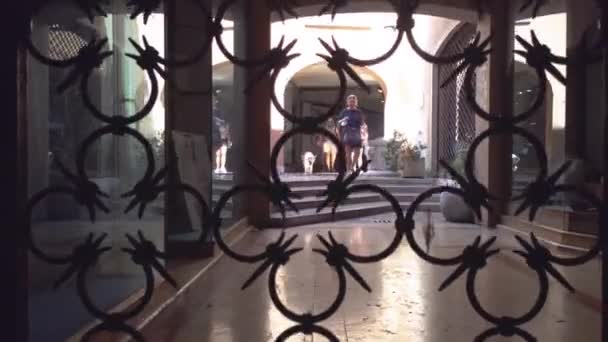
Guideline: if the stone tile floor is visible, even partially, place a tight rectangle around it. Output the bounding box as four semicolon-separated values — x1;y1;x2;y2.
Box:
140;215;602;341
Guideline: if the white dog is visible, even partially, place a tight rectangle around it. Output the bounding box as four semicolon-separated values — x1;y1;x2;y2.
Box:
302;152;317;175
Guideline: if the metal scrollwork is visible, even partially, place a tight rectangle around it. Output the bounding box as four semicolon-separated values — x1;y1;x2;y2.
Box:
22;0;607;341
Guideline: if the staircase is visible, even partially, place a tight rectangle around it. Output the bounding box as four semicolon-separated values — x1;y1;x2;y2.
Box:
499;203;598;251
500;176;600;251
212;172;441;227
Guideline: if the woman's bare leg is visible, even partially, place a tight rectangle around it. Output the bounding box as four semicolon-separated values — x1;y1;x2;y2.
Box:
219;145;228;170
214;148;221;171
352;147;362;171
324;152;331;171
329;151;336;171
358;145;368;169
345;145;353;171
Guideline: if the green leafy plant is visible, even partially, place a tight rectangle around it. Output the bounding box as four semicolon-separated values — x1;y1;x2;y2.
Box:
400;139;427;161
449;151;466;176
135;130;165;166
150;130;165;164
384;131;407;171
384;130;427;171
440;144;468;186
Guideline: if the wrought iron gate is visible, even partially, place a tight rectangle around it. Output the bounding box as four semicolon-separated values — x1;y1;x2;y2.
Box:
436;23;477;171
20;0;607;341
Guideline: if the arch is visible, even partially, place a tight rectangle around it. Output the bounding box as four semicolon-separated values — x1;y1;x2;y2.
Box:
288;62;387;97
431;22;477;175
211;61;234;87
280;62;388;172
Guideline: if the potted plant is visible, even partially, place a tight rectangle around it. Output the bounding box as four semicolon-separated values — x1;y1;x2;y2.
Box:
384;131;407;172
398;139;427;178
439;150;475;223
134;130;165;166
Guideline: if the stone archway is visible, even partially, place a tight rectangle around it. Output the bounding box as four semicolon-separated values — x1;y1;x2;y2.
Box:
280;62;388;172
432;22;477;175
432;24;556;178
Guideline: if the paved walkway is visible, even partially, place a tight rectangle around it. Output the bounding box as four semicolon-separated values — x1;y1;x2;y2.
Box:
139;217;602;341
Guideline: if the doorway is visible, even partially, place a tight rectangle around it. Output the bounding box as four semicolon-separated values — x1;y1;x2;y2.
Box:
282;63;385;173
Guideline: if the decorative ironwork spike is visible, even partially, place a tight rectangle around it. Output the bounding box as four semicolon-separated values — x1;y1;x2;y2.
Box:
439;263;468;291
545;263;575;292
547;160;572;184
544;63;567;85
440;61;468;88
241;259;272;290
283;234;299;249
54;263;80;289
319;0;348;20
527;205;541;222
317;234;332;249
520;0;547;18
342;261;371;292
480;236;497;250
516;35;534;51
515;235;535;253
127;0;163;24
343;66;370;93
151;258;178;288
268;0;300;22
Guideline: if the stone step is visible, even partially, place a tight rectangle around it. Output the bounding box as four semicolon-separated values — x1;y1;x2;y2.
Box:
212;175;438;187
209;192;439;215
213;171;401;180
213;184;436;198
268;202;440;228
281;178;436;188
508;203;599;235
277;192;440;212
151;200;233;219
499;215;597;251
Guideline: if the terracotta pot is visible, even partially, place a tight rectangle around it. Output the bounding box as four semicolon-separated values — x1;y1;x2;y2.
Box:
400;158;425;178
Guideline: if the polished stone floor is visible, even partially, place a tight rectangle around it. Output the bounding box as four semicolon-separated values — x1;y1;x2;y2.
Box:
140;216;602;341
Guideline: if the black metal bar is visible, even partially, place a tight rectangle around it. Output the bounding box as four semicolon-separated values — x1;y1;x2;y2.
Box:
3;13;28;341
602;42;608;342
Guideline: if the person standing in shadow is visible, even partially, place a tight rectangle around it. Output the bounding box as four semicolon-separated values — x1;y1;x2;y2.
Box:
212;97;232;174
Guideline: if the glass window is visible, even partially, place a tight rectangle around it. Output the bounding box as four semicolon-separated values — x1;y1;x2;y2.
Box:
512;12;567;203
26;3;164;340
211;7;245;227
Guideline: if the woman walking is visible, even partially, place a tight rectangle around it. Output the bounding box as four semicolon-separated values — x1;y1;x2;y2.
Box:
337;94;365;172
359;118;369;169
212;98;232;174
318;118;339;172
